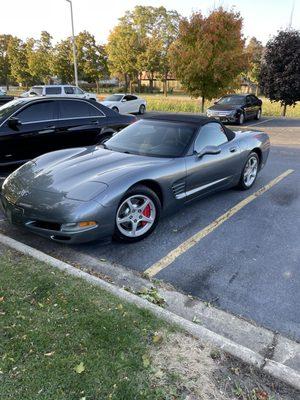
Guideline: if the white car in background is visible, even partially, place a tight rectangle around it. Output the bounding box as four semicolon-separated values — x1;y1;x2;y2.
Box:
101;94;146;114
20;85;97;101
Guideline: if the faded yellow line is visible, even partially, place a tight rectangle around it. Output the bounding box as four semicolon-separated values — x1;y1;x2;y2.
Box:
145;169;294;278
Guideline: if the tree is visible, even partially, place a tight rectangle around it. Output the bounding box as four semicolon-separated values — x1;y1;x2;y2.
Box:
170;8;247;111
121;6;180;95
51;38;74;83
7;37;33;87
28;31;53;84
245;37;264;94
76;31;108;91
107;22;141;91
0;34;13;88
260;30;300;116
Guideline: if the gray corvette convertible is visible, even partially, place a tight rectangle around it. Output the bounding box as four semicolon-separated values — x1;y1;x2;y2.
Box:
1;115;270;243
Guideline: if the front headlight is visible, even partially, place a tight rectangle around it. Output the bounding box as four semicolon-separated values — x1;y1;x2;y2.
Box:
65;182;108;201
61;221;97;232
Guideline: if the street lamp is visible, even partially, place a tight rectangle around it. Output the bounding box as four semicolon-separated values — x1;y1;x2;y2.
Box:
66;0;78;86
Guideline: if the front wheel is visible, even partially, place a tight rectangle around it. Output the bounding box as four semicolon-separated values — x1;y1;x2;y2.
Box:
238;152;259;190
112;106;119;113
114;185;161;243
139;104;146;114
237;112;245;125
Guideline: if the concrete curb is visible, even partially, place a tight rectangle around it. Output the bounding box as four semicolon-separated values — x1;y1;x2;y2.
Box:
0;232;299;391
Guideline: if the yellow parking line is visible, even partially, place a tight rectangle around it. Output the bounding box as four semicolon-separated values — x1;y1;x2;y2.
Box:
144;169;294;278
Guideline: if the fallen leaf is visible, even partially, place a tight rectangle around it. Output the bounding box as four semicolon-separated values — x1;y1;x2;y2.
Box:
255;389;269;400
116;303;123;311
152;333;163;344
44;351;55;357
74;362;85;374
142;354;150;368
192;316;201;324
0;297;4;302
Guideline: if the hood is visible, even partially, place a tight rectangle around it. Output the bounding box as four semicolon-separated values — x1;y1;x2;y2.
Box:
100;101;114;107
208;104;242;111
6;147;169;200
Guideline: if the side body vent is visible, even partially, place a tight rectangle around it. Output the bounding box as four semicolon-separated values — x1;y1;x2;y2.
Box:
172;180;186;199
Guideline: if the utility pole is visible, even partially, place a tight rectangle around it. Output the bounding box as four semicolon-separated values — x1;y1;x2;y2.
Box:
289;0;295;28
66;0;78;86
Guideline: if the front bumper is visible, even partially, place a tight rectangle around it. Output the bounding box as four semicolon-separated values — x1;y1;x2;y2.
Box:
207;113;237;123
0;194;115;244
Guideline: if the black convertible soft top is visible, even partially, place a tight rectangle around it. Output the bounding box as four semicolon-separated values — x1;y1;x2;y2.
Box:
144;113;235;141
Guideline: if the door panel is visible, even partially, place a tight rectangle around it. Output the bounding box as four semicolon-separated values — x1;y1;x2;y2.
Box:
185;123;241;200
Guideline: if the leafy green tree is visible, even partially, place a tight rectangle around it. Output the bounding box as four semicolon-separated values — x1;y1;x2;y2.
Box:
0;34;13;88
28;31;53;84
7;37;33;87
51;38;74;83
76;31;108;91
170;8;247;111
260;30;300;116
245;37;264;93
107;22;141;91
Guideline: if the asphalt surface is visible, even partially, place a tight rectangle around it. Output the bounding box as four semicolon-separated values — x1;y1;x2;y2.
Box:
0;115;299;341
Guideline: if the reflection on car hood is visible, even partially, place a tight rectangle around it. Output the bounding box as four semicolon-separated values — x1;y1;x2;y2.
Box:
7;147;170;196
100;101;115;107
208;104;242;111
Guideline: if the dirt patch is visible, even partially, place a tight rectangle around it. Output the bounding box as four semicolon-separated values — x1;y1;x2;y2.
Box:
150;331;300;400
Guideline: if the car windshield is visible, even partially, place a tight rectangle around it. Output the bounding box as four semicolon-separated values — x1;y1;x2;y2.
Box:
217;96;245;105
104;95;123;102
104;120;196;158
0;99;27;119
31;86;43;95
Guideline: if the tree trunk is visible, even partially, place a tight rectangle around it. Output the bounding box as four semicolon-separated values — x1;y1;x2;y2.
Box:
137;73;142;93
255;85;259;96
201;96;205;113
96;80;99;94
124;74;129;92
281;103;287;117
129;80;133;94
149;73;154;93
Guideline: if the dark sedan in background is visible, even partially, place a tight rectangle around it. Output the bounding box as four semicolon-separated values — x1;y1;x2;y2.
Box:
206;94;262;125
0;89;14;106
0;97;136;172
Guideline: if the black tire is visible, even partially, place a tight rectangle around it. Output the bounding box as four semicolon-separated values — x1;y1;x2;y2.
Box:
255;108;262;120
113;185;161;243
97;133;114;145
112;106;119;113
139;104;146;114
237;112;245;125
238;152;259;190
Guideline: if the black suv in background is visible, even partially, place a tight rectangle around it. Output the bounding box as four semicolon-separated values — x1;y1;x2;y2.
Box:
0;97;136;172
206;94;262;125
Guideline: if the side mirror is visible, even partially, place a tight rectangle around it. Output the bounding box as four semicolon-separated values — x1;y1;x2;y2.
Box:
196;145;221;158
8;117;22;130
121;98;127;102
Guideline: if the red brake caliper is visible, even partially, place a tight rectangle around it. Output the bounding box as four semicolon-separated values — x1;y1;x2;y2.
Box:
141;204;151;227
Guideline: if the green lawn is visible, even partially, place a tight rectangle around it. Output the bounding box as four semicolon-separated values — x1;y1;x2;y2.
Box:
142;94;300;117
0;250;298;400
0;251;168;400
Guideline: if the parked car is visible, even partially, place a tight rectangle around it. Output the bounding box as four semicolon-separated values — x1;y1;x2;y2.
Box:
101;94;146;114
0;97;136;172
0;89;14;106
0;115;270;244
20;85;97;101
206;94;262;125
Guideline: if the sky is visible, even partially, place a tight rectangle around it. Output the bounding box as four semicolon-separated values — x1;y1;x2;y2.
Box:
1;0;299;45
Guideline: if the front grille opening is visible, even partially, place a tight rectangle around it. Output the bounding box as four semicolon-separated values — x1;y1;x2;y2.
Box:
32;220;61;231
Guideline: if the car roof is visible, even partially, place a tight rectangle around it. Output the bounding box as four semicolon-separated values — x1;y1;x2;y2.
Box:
222;93;249;97
143;113;212;126
17;96;91;103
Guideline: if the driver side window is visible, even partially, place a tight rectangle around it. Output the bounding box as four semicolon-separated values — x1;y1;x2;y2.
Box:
194;123;228;153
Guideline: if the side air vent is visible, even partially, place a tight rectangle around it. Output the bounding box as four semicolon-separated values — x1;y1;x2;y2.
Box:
172;180;186;199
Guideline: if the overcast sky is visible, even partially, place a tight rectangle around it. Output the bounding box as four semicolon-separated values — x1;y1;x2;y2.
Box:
1;0;299;45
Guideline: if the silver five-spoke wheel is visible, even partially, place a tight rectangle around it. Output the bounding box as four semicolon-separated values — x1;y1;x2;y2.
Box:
243;156;258;187
116;195;156;238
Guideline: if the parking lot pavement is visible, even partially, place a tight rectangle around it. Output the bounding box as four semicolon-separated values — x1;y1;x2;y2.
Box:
0;118;299;342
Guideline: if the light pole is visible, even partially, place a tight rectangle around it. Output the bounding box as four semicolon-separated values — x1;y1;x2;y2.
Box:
66;0;78;86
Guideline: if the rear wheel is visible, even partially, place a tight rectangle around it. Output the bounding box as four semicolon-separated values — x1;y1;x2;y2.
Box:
255;108;261;120
114;185;161;243
238;152;259;190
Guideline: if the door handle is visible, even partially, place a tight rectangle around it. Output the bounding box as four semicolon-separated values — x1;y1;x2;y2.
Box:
230;147;237;153
91;120;99;125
